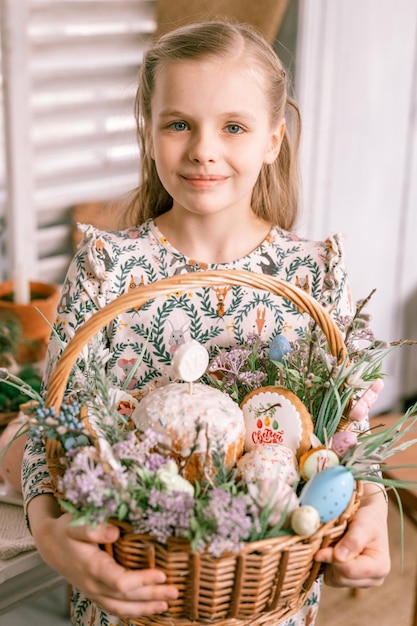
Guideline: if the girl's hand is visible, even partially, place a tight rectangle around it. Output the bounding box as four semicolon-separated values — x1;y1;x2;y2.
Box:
347;379;384;422
314;484;390;587
28;497;178;618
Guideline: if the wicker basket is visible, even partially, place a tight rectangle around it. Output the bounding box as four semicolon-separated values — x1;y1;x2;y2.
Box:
45;269;360;626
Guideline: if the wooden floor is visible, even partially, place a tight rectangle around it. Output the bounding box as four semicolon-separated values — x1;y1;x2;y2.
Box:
0;584;70;626
0;503;414;626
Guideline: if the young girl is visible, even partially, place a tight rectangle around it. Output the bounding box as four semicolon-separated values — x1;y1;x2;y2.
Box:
22;20;389;626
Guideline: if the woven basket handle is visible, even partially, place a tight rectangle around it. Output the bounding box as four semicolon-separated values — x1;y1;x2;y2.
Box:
46;269;346;411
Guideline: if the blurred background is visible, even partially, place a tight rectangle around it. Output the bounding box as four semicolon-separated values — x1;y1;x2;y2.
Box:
0;0;416;413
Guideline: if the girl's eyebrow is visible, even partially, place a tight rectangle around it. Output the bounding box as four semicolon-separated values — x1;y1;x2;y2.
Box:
158;109;187;118
157;108;257;122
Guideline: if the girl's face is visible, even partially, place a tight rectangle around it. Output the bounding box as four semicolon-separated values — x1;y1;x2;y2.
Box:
149;57;284;221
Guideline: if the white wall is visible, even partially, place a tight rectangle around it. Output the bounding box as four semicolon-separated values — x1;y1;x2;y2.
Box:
296;0;417;412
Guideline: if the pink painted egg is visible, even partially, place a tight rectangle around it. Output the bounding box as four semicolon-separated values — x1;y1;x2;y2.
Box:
331;430;358;459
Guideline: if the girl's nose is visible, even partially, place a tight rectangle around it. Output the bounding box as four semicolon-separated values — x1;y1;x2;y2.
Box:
188;130;218;164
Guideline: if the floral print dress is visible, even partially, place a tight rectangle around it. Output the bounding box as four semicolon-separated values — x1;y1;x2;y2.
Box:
23;219;353;626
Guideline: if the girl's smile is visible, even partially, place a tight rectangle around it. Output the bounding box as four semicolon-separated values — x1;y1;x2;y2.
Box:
180;174;229;189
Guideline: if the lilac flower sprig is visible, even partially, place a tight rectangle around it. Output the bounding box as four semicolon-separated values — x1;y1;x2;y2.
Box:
205;334;277;403
190;488;256;556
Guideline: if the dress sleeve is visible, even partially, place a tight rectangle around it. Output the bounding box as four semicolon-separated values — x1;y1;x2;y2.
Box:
22;225;114;517
319;233;372;434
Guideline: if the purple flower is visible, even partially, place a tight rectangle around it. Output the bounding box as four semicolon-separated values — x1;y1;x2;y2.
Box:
59;447;120;511
112;430;165;470
238;370;267;387
203;489;254;557
209;348;251;377
132;488;195;542
245;333;269;351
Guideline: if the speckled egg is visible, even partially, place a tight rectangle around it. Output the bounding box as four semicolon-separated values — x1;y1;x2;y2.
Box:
300;465;355;523
291;505;321;536
331;431;358;459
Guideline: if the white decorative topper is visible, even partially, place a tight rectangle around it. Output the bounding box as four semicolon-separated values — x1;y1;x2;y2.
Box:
171;339;209;382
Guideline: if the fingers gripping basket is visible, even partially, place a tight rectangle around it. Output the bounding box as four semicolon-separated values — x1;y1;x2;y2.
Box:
45;269;360;626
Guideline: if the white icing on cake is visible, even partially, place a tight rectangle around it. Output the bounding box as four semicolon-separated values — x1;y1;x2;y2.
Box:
237;444;299;486
132;382;245;459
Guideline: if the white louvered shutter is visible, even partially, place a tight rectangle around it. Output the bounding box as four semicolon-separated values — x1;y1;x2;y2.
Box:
0;0;157;284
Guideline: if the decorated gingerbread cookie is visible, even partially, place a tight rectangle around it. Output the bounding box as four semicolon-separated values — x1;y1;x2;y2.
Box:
240;386;313;459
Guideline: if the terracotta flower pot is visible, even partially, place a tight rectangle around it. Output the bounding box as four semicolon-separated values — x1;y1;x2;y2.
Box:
0;281;61;364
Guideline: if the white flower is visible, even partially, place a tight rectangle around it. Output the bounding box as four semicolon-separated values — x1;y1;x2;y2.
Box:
157;460;195;496
248;478;299;527
97;436;124;472
108;388;139;413
341;362;370;390
345;373;368;390
69;340;112;384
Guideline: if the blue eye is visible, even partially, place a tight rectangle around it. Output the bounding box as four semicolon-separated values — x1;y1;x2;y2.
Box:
226;124;243;134
170;121;188;131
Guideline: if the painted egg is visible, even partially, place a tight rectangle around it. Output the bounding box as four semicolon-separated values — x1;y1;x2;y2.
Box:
331;431;358;459
300;465;355;523
237;444;299;486
299;446;340;480
291;505;321;536
269;335;292;363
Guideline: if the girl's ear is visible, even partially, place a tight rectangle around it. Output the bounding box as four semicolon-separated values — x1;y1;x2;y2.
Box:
264;118;286;164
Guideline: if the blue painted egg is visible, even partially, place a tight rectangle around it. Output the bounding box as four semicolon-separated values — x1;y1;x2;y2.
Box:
300;465;355;523
269;335;292;363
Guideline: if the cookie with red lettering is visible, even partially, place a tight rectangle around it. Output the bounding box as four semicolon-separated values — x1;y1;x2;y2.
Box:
240;386;313;459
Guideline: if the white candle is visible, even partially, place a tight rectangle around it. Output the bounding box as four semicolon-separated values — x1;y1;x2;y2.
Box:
13;267;31;305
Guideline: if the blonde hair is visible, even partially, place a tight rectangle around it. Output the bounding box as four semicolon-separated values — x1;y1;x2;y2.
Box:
125;20;301;230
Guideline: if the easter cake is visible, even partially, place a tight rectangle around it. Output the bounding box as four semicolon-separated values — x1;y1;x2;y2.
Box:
236;443;299;486
131;381;245;481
